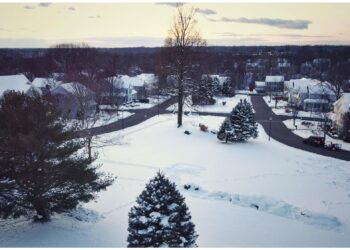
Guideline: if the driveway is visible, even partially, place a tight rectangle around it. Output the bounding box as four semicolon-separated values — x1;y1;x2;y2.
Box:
251;96;350;161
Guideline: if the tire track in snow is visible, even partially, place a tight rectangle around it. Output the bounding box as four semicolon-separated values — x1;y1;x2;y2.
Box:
183;185;342;231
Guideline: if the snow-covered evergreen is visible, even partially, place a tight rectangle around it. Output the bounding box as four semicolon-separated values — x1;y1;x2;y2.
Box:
218;99;258;142
127;172;198;247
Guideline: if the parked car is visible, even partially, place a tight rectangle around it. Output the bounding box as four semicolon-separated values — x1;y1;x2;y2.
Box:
303;136;325;147
324;142;342;151
139;98;150;103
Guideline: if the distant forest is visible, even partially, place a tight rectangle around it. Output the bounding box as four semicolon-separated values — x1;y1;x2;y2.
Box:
0;45;349;89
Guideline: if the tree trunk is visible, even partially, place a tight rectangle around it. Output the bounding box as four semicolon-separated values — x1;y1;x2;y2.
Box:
33;201;50;222
177;89;183;127
88;138;92;164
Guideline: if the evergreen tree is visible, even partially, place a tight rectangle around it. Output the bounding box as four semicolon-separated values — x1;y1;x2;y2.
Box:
0;91;114;221
217;117;233;142
127;172;197;247
192;75;215;105
341;111;350;141
222;78;235;97
217;99;258;142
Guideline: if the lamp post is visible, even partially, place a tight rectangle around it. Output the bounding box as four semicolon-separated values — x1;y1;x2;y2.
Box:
120;106;124;130
268;117;272;141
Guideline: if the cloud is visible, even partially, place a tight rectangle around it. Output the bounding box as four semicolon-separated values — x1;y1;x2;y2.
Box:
38;3;52;7
68;7;76;11
88;15;101;19
23;5;35;10
155;3;183;7
195;8;216;16
208;17;312;30
214;32;331;38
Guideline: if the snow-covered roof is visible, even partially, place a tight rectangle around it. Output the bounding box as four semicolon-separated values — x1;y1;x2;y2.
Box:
52;82;94;95
285;78;335;96
285;78;320;90
333;93;350;114
0;74;32;96
32;77;61;89
255;81;266;87
265;75;284;82
137;73;158;85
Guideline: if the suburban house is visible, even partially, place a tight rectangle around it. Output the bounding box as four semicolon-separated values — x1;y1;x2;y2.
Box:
50;82;96;118
103;76;138;105
265;75;284;95
285;78;337;112
254;81;266;93
0;74;40;97
330;93;350;137
31;77;61;95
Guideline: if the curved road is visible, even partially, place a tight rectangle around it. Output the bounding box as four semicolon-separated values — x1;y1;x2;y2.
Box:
81;97;177;137
251;96;350;161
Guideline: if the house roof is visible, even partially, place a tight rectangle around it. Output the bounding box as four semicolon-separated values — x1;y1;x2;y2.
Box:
285;78;320;90
285;78;335;96
137;73;158;85
32;77;61;88
0;74;32;96
334;93;350;114
52;82;94;96
255;81;266;87
265;75;284;82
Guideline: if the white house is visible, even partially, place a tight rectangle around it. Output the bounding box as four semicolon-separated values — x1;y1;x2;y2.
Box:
265;75;284;95
330;93;350;135
285;78;337;112
51;82;96;118
0;74;40;97
255;81;266;93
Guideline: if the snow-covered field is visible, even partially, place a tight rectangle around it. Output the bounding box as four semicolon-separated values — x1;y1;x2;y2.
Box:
167;95;250;113
263;96;325;119
283;119;350;151
1;114;350;247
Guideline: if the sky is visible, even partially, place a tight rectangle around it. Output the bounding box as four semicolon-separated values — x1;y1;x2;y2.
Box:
0;2;349;48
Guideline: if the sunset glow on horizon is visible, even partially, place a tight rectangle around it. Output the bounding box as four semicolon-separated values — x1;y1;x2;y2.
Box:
0;2;349;48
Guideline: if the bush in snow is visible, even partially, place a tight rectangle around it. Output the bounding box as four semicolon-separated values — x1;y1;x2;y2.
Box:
0;91;114;222
127;172;198;247
217;99;258;142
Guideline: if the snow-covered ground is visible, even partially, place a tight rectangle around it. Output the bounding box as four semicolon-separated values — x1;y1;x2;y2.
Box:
1;114;350;247
283;119;350;151
101;96;170;111
167;95;250;113
263;96;325;119
68;111;134;129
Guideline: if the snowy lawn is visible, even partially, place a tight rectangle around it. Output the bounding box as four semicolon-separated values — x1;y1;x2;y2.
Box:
263;96;325;119
68;111;134;128
167;94;250;113
1;114;350;247
101;96;170;111
283;119;350;151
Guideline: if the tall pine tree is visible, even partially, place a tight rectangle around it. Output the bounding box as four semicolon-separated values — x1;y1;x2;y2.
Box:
0;91;114;221
217;99;258;142
127;172;197;247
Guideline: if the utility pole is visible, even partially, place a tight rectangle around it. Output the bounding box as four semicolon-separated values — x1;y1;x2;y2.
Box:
269;117;272;141
121;106;124;130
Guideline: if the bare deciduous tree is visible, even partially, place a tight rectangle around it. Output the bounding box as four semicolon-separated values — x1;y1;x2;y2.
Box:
164;5;206;127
